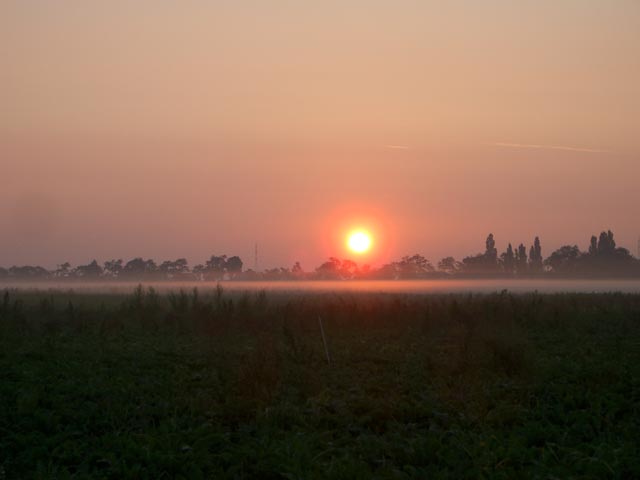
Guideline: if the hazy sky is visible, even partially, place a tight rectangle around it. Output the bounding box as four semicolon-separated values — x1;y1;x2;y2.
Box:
2;0;639;269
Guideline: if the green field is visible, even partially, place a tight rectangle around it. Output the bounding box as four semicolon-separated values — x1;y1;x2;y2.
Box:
1;286;639;479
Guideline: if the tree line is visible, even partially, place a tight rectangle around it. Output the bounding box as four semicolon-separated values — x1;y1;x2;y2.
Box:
1;230;638;281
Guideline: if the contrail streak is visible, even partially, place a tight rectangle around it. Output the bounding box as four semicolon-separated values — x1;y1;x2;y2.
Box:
491;142;610;153
385;145;410;150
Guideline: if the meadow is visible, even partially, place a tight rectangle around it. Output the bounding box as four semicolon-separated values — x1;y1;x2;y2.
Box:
1;286;639;479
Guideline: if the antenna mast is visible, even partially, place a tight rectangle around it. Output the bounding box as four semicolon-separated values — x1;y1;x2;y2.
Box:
254;243;258;271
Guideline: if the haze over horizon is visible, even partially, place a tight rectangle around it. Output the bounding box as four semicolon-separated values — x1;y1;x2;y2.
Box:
2;1;639;270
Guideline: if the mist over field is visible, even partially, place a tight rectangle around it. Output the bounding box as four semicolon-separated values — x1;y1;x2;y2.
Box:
3;279;640;296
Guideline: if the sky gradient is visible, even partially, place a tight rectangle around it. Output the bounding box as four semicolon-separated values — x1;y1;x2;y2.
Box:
2;1;639;269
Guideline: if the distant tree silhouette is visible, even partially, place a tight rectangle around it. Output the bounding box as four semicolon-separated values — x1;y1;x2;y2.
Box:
339;259;359;279
463;233;499;273
73;260;103;278
54;262;72;279
261;267;288;280
8;265;49;279
192;264;206;280
486;234;497;263
438;257;462;275
598;230;616;255
529;237;543;273
357;264;372;279
1;229;638;282
397;254;434;278
203;255;227;280
226;256;243;278
291;261;304;278
373;262;399;279
159;258;190;280
239;268;260;280
515;244;528;275
545;245;581;274
462;254;485;272
582;230;636;275
122;258;158;278
315;257;343;280
103;259;123;279
501;243;515;275
589;235;598;256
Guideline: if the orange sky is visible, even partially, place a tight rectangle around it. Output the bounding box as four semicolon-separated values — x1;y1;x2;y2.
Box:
2;1;639;269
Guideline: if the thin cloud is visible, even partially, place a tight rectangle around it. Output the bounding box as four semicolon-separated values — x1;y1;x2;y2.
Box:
491;142;610;154
385;145;411;150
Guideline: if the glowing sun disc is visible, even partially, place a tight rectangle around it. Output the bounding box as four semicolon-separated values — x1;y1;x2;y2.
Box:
347;231;372;254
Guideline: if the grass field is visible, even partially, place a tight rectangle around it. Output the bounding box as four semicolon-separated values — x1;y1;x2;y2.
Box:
1;286;639;479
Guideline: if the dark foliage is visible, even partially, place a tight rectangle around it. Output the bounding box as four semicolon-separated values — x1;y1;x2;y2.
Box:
1;288;640;478
1;230;638;282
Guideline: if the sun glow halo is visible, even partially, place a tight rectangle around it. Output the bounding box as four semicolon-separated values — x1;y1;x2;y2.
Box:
347;231;372;254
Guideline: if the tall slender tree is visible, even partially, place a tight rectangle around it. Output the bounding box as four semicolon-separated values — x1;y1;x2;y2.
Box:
501;243;515;275
485;233;498;263
529;237;543;273
515;244;528;275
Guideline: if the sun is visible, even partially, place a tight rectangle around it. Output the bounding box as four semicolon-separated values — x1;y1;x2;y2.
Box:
347;230;372;254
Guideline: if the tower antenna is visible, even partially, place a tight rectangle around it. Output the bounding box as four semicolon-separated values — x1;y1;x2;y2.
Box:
254;243;258;272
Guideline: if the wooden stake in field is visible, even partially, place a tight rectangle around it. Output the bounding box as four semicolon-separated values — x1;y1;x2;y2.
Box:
318;316;331;365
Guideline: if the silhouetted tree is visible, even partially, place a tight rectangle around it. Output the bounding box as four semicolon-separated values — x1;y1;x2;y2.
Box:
263;267;292;280
54;262;72;279
529;237;543;273
589;236;598;256
8;265;49;279
438;256;462;275
239;268;260;280
582;230;636;275
598;230;616;255
226;256;243;278
2;228;638;283
73;260;103;278
103;259;123;279
515;244;528;275
192;264;206;280
373;262;399;279
462;253;486;272
122;258;158;278
501;243;515;275
315;257;342;280
339;259;359;279
486;234;497;263
356;264;372;279
545;245;581;274
291;261;304;279
203;255;227;280
159;258;190;279
463;234;499;273
397;254;434;278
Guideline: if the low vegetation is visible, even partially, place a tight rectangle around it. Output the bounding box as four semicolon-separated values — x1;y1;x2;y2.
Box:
1;286;639;478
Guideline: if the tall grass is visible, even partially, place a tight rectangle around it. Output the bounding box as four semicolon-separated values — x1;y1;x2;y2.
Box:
1;287;639;478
